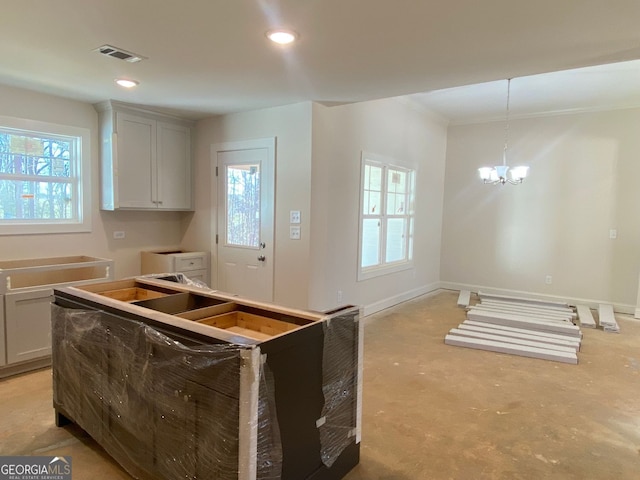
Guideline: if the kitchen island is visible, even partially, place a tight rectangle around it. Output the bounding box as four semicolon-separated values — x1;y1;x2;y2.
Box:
52;276;362;480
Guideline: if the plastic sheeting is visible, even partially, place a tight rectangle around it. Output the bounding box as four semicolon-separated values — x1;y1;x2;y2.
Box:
139;272;211;290
51;304;282;480
318;307;361;468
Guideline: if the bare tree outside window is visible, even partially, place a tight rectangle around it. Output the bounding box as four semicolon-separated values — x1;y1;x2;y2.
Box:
0;131;76;222
225;164;260;248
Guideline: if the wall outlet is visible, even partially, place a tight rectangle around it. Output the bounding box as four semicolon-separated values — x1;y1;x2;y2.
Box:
113;231;125;239
609;229;617;239
545;275;553;285
289;226;301;240
290;210;301;224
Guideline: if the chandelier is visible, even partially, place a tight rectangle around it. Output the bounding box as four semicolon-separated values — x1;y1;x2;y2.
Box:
478;78;529;185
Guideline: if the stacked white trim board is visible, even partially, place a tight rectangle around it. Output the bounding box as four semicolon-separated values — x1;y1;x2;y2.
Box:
445;292;580;364
598;303;620;333
457;290;471;308
576;304;596;329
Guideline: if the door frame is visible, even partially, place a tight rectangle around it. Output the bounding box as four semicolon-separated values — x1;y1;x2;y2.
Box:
210;137;276;298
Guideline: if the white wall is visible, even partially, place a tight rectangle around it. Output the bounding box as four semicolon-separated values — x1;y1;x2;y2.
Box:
185;102;313;309
441;108;640;311
187;98;448;313
0;85;187;279
308;98;448;313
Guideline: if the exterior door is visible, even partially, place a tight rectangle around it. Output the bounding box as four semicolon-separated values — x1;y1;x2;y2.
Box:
214;138;275;302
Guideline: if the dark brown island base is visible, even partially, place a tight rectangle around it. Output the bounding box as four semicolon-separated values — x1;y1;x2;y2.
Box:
51;276;362;480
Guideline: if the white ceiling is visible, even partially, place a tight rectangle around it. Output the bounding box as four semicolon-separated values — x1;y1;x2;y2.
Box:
410;60;640;124
2;0;640;120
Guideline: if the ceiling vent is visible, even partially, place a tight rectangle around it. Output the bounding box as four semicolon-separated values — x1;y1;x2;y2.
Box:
94;45;146;63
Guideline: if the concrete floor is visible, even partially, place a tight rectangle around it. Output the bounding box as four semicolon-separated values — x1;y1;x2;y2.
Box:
1;290;639;479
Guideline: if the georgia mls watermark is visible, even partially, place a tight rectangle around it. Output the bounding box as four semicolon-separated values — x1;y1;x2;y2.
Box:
0;456;71;480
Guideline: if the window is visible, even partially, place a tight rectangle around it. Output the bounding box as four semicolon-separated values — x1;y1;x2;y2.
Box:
358;152;415;280
0;115;90;235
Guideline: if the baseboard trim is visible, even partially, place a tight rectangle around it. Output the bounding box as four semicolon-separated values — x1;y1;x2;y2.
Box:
0;357;51;379
364;281;442;317
440;281;636;316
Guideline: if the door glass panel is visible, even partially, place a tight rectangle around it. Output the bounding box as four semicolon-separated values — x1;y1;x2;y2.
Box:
226;163;260;248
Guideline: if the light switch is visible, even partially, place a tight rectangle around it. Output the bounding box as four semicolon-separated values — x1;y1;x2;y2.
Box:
290;210;301;224
290;226;301;240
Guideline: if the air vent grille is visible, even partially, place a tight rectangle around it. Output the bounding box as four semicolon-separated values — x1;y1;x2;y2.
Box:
94;45;146;63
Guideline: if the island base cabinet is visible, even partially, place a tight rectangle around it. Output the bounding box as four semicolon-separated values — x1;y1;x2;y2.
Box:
51;279;361;480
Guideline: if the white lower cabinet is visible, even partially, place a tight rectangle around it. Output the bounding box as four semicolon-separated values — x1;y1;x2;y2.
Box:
0;255;114;377
141;250;210;286
0;296;5;367
5;289;54;364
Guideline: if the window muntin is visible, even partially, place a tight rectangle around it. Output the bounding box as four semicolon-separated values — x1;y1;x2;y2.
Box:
0;116;90;235
359;153;415;280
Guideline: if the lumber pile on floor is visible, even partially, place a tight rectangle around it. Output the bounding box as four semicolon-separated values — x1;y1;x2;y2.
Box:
575;304;620;333
598;303;620;333
457;290;471;308
445;293;580;364
576;304;597;329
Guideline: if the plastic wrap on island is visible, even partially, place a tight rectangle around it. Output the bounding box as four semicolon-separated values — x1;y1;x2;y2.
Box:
51;304;282;480
318;306;363;468
139;272;212;290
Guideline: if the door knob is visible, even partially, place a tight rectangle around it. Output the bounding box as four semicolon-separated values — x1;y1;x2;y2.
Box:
258;255;266;262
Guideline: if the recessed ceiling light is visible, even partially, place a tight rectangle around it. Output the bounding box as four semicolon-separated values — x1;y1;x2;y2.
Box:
266;29;298;45
115;78;139;88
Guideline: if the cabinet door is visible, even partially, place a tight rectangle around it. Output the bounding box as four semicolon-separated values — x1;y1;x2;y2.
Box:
152;368;198;479
5;289;54;364
116;112;157;208
157;121;192;210
0;296;6;366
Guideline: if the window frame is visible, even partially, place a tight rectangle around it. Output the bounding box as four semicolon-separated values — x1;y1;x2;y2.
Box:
358;151;415;281
0;115;91;235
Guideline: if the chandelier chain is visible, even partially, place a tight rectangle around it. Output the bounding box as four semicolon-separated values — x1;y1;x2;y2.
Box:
503;78;511;166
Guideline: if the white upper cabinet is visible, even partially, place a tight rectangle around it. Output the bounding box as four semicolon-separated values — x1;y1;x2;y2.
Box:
96;101;194;211
156;121;192;209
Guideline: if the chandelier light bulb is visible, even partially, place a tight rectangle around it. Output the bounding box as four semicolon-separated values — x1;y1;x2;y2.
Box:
478;78;529;185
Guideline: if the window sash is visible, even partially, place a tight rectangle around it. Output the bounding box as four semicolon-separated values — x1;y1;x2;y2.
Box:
0;116;90;235
359;154;415;280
